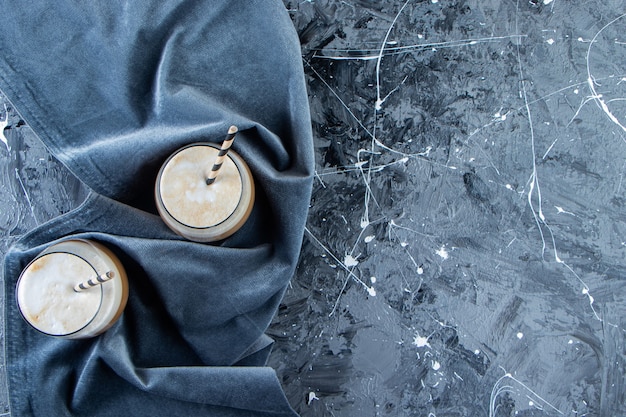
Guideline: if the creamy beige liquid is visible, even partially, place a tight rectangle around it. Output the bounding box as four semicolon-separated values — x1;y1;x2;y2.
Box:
16;239;129;339
156;143;255;242
160;146;242;227
17;252;100;335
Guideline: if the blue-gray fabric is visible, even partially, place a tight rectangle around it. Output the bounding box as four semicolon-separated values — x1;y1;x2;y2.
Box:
0;1;312;416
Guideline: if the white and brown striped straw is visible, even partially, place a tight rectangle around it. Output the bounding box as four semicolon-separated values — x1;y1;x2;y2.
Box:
205;125;238;185
74;271;115;292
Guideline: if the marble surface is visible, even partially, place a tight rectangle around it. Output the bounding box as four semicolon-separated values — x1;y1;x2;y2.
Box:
1;1;625;416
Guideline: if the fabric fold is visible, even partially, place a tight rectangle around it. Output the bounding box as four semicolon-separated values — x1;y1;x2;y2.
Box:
0;1;312;416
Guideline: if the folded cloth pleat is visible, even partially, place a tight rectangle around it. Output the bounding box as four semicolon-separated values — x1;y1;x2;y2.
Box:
0;1;312;416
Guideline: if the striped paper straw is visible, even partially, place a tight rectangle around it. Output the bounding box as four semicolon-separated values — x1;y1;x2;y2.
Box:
74;271;115;292
205;125;238;185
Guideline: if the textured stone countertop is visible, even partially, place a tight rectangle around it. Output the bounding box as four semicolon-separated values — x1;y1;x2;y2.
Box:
2;1;625;416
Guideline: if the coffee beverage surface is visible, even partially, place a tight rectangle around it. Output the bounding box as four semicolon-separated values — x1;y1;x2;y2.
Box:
17;252;101;335
159;146;242;228
16;239;129;338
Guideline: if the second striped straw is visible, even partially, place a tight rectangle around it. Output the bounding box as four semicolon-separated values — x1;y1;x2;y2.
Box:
205;125;238;185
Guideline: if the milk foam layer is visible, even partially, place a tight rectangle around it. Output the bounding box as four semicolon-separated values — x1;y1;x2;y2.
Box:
17;253;101;335
159;146;242;227
16;239;129;338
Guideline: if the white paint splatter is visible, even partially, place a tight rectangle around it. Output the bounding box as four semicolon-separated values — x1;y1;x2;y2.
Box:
344;254;359;267
543;0;553;4
555;206;575;216
413;332;431;348
432;360;441;370
360;217;369;229
517;332;524;339
370;276;377;284
494;110;508;121
586;14;626;133
364;235;375;243
307;392;319;405
490;372;564;416
436;245;449;260
546;38;555;45
367;286;377;296
0;104;8;151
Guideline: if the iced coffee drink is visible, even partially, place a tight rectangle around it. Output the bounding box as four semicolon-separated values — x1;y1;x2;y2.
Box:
16;239;129;339
155;142;255;242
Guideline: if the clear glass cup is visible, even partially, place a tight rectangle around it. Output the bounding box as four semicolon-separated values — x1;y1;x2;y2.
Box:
16;239;129;339
155;143;255;242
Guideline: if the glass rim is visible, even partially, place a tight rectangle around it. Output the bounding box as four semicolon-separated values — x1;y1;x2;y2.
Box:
16;251;104;337
156;142;250;230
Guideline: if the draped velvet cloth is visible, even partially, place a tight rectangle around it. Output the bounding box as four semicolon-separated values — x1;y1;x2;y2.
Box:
0;1;313;415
